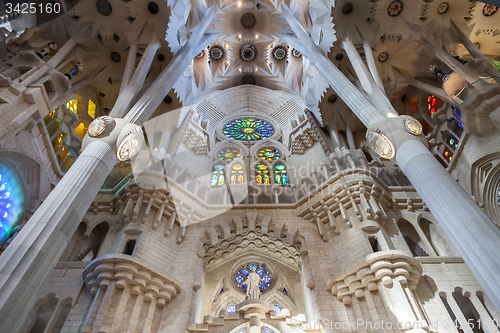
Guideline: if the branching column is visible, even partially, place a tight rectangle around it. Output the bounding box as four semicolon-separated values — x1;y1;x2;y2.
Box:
281;4;500;312
0;7;216;333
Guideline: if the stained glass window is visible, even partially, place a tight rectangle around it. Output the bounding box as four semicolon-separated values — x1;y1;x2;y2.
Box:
0;165;24;243
255;164;270;185
211;164;225;187
223;119;274;141
273;304;282;312
226;305;236;313
451;105;464;128
428;95;437;115
257;148;281;161
274;164;289;185
218;148;241;162
234;263;272;291
230;164;245;185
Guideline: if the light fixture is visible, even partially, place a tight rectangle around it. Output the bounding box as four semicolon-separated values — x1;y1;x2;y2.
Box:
366;131;395;159
255;68;259;72
255;34;259;39
238;34;242;40
404;118;423;136
238;68;242;73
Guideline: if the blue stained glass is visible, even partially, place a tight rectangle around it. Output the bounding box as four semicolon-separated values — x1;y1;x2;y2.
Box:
283;288;288;295
226;305;236;313
223;118;274;141
242;269;249;276
263;275;271;283
256;268;265;276
236;275;244;283
274;305;281;312
235;263;272;291
0;165;24;243
249;264;258;271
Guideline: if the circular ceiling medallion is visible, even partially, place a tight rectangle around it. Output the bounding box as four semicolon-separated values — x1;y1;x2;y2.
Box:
195;50;204;59
366;131;395;159
273;47;286;60
88;117;107;137
240;44;256;62
437;2;449;14
292;49;302;58
378;52;389;62
148;2;159;14
404;118;423;136
117;128;143;161
110;52;121;62
163;95;172;103
210;46;224;60
242;75;256;85
241;13;256;29
96;0;112;16
342;2;353;14
387;0;403;17
483;4;498;16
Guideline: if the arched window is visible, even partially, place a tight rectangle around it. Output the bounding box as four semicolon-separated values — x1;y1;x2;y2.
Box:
255;164;270;185
428;95;442;115
273;304;282;312
274;164;289;185
211;165;225;187
398;220;429;257
226;305;236;313
230;164;245;185
441;130;459;151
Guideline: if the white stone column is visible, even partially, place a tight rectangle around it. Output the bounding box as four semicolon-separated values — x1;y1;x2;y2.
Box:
445;293;474;333
346;127;356;150
0;141;116;333
470;295;500;333
396;139;500;312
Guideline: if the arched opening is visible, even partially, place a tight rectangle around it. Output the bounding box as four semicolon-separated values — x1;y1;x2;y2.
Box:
28;294;58;333
452;289;485;333
75;222;109;261
419;219;441;256
397;220;429;257
440;293;465;333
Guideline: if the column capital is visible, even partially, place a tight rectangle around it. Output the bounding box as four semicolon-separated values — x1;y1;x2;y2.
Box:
82;117;144;162
366;116;428;160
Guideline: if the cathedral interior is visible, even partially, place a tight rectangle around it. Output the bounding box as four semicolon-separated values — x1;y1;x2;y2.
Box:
1;0;500;332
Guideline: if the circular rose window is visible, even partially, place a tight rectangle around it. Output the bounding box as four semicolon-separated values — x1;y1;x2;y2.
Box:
240;44;256;62
223;118;274;141
273;47;286;60
387;0;403;16
210;46;224;60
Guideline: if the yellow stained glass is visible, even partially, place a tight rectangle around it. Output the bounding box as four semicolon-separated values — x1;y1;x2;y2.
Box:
66;99;78;113
88;100;96;119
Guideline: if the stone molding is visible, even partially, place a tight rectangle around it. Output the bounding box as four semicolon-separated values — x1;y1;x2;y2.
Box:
82;254;181;307
200;212;306;272
327;251;423;304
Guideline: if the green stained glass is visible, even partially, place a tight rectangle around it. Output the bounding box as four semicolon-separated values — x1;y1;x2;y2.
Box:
218;149;241;162
223;118;274;141
212;165;225;187
258;148;281;161
274;164;289;185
